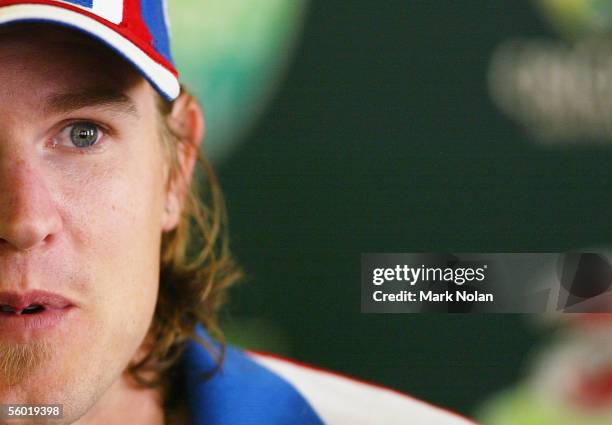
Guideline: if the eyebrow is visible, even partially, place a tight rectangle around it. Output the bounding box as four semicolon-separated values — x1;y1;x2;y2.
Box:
44;89;140;118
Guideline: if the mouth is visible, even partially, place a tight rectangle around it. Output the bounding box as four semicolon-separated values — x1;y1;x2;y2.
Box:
0;291;77;338
0;303;48;315
0;290;75;310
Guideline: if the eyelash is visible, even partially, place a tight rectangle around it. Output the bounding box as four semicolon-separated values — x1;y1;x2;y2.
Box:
50;120;108;154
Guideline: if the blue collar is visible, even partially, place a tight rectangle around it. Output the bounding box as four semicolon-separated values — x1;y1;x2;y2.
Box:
180;324;324;425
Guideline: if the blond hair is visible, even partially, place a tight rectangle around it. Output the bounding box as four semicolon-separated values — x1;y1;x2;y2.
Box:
127;86;243;393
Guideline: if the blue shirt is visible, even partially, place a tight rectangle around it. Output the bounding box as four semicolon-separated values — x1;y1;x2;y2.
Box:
181;324;324;425
180;325;476;425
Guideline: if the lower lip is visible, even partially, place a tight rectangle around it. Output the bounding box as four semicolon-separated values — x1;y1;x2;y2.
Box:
0;307;76;339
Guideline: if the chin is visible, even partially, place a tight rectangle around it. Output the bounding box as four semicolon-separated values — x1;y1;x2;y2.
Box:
0;345;99;424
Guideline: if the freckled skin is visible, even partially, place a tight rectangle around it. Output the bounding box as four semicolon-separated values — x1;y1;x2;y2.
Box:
0;26;176;424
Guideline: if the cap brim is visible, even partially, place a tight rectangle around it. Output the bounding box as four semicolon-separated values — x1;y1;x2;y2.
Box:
0;3;180;100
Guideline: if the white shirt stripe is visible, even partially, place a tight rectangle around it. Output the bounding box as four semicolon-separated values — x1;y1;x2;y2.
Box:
249;352;477;425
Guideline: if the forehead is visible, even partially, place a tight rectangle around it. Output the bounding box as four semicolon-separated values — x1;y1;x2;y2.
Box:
0;23;142;97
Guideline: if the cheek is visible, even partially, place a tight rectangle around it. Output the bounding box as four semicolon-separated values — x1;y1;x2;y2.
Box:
53;144;167;342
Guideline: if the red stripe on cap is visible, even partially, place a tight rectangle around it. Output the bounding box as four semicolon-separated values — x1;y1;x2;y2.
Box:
120;0;152;50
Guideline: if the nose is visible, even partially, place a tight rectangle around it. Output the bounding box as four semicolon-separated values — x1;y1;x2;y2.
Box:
0;158;63;251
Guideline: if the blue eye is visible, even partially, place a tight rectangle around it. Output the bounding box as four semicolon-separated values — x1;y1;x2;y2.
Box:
70;122;100;148
49;121;107;153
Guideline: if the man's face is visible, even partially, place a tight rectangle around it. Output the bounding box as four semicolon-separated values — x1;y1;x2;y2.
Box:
0;26;171;422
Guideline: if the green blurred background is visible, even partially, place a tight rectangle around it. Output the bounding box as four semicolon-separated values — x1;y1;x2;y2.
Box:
169;0;612;420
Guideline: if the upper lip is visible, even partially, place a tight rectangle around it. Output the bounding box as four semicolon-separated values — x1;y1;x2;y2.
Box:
0;290;75;310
